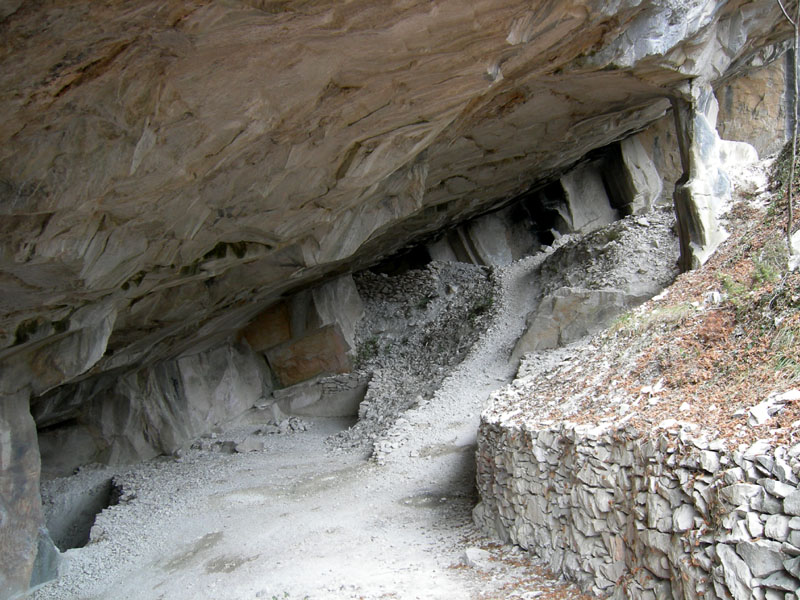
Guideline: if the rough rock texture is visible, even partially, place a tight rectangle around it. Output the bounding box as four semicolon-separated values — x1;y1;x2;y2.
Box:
474;418;800;599
0;1;794;597
513;209;680;357
0;0;791;398
332;260;495;452
33;342;273;478
716;47;790;157
0;392;44;597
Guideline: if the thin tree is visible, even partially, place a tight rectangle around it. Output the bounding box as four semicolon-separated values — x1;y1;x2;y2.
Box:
778;0;800;250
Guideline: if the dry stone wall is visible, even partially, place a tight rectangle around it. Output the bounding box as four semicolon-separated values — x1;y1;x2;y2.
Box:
475;418;800;599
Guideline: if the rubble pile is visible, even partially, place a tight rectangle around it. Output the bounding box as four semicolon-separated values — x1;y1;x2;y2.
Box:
332;261;496;451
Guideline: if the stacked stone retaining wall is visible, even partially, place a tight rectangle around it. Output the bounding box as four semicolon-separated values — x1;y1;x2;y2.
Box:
474;419;800;599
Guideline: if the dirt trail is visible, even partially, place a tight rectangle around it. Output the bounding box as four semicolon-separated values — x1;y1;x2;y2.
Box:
36;202;678;599
35;252;572;600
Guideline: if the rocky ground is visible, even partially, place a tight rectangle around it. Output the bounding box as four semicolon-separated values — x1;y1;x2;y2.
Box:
485;154;800;448
470;155;800;600
332;260;496;453
35;183;682;599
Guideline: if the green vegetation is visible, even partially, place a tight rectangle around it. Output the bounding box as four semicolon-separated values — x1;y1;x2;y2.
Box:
752;238;787;284
356;336;380;366
610;302;694;337
469;293;494;322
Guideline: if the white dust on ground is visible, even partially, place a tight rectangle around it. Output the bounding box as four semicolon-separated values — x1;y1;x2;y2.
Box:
34;249;585;600
36;202;680;599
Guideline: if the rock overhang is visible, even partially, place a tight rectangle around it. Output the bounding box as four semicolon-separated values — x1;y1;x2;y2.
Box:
0;0;792;397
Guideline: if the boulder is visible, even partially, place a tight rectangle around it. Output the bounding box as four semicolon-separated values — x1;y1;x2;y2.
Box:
515;287;632;353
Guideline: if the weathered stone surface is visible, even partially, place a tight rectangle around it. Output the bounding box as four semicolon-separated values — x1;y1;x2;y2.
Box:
786;555;800;578
736;540;785;577
311;275;365;353
28;528;61;591
33;342;272;477
266;325;352;387
475;414;800;599
673;504;698;532
0;0;791;402
765;479;797;499
672;82;733;270
273;373;368;418
615;136;664;215
240;302;292;352
719;483;765;509
234;435;264;454
786;492;800;517
463;547;494;570
717;543;754;600
716;49;790;156
0;392;43;600
559;162;619;234
0;2;793;595
760;570;798;591
765;515;792;542
515;287;632;353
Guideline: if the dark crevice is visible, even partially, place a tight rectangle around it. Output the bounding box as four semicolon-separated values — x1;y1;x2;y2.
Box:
369;245;432;276
46;477;122;551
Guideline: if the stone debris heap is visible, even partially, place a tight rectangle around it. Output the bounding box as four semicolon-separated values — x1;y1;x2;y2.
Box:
333;260;496;452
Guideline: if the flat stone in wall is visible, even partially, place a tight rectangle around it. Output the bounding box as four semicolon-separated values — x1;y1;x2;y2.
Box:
475;417;800;599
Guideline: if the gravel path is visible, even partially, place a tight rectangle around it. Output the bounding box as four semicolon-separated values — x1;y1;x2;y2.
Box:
35;207;675;599
34;249;584;600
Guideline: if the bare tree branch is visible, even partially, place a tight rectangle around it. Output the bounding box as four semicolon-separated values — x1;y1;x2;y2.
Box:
778;0;796;25
778;0;799;249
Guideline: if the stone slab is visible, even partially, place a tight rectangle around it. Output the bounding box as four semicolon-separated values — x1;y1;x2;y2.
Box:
266;324;352;387
240;302;292;352
0;392;43;600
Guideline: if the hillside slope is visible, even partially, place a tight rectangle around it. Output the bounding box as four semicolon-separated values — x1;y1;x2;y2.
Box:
488;149;800;445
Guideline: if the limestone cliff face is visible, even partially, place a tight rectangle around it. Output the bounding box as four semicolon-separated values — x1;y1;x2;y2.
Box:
0;3;793;595
0;0;789;399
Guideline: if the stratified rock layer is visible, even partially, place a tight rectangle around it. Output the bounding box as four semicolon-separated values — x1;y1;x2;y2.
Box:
0;0;790;394
0;2;793;598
